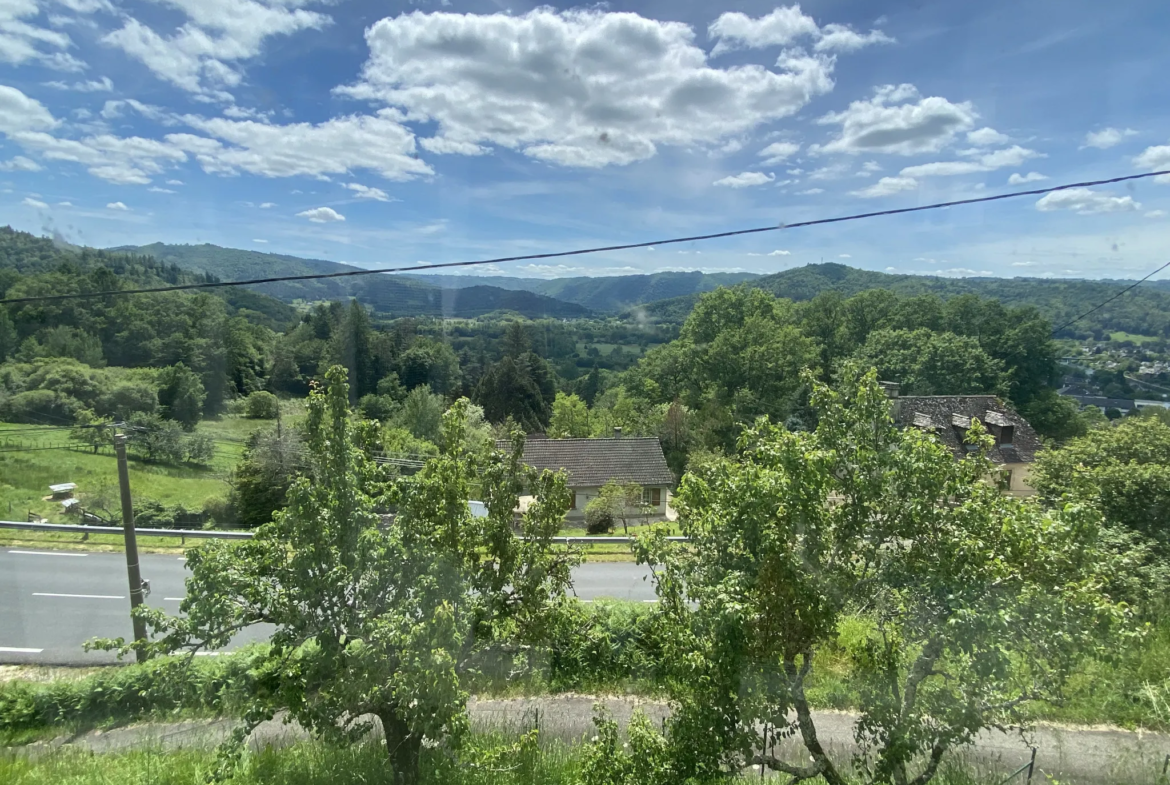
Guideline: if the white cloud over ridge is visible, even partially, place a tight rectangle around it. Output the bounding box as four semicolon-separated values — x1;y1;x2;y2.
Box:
814;84;978;156
341;8;849;169
1035;188;1139;214
298;206;345;223
714;171;775;188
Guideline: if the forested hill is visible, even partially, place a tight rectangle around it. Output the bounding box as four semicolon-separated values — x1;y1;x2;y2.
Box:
403;270;760;312
117;243;592;320
638;263;1170;338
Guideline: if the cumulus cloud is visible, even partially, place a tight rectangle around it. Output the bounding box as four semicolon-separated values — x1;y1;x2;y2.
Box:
102;0;332;98
106;201;129;210
0;85;59;134
839;253;851;258
1035;188;1139;214
814;84;978;156
1082;127;1137;150
340;8;846;169
898;146;1042;178
768;249;791;256
851;175;917;198
297;206;345;223
166;179;183;185
0;155;42;171
345;182;390;201
147;186;175;193
259;201;275;208
1008;171;1047;185
1134;144;1170;182
758;141;800;165
966;127;1009;146
44;76;113;92
22;196;48;208
708;6;892;55
0;0;95;72
714;171;775;188
1146;210;1167;218
796;187;823;194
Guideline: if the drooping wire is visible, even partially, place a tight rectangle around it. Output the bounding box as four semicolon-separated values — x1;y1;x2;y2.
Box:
1;168;1167;307
1050;259;1170;335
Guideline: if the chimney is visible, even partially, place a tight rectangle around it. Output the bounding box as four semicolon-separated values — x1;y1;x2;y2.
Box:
613;427;622;439
879;381;902;420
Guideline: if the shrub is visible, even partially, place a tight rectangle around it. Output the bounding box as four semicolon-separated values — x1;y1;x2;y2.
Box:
0;388;82;424
584;499;614;535
358;393;398;422
244;390;280;420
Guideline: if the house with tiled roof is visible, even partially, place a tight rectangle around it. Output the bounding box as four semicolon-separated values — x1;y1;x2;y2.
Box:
882;383;1042;497
500;430;676;522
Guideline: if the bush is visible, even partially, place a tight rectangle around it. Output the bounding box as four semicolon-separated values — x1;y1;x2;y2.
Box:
133;499;209;529
584;500;614;535
244;390;280;420
358;393;399;422
543;600;665;691
0;388;82;424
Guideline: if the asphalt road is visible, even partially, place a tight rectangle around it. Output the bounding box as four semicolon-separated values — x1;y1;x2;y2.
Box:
0;549;657;665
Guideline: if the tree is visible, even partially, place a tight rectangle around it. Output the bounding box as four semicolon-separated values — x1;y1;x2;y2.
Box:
397;385;446;444
590;480;647;534
398;339;461;396
851;328;1005;396
97;367;578;784
501;320;531;358
548;392;591;438
0;308;18;362
71;409;112;454
475;354;555;431
231;426;305;528
157;363;206;430
613;369;1129;785
1031;417;1170;545
244;390;280;419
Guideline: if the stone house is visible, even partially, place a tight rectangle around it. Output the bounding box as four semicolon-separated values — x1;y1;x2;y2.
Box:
883;384;1042;497
502;434;676;523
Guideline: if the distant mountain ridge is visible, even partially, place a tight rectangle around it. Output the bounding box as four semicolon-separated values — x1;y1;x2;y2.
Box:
403;270;760;312
114;243;592;320
640;263;1170;337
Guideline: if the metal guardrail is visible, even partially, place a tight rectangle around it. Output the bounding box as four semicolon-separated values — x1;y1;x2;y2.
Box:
0;520;687;544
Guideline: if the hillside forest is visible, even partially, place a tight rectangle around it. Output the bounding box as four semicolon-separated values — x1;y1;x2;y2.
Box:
0;225;1160;528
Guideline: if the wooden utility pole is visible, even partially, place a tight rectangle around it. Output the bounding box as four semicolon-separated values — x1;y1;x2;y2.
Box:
114;432;148;663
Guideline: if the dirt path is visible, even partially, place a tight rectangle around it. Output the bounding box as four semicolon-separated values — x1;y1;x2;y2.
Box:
10;696;1170;784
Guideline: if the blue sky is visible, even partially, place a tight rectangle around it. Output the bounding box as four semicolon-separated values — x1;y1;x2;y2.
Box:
2;0;1169;281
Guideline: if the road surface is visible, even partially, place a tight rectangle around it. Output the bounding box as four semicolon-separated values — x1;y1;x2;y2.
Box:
0;549;656;665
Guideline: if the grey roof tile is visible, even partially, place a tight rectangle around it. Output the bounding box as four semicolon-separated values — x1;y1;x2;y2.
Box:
499;437;675;488
895;395;1042;463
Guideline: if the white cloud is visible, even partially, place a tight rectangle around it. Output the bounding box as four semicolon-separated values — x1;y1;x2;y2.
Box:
1134;144;1170;182
859;160;881;174
0;85;59;134
252;238;268;243
796;187;823;194
767;249;791;256
147;186;175;193
708;7;892;55
103;1;332;98
839;253;851;258
166;179;183;185
259;201;275;208
807;161;850;180
1035;187;1140;215
345;182;390;201
713;171;775;188
758;141;800;165
222;105;272;121
43;76;113;92
106;201;129;210
1145;210;1166;218
1008;172;1047;185
297;206;345;223
57;200;72;206
814;84;978;156
851;175;917;198
966;127;1009;146
1082;127;1137;150
898;146;1042;178
21;196;48;208
0;0;93;72
1011;261;1035;267
174;111;432;180
13;129;188;184
342;8;842;169
0;155;42;171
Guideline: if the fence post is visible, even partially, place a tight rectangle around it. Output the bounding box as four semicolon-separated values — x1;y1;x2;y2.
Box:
1025;747;1037;784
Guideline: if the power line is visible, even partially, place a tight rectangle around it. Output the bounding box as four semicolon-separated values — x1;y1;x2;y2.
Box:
2;169;1168;307
1051;259;1170;335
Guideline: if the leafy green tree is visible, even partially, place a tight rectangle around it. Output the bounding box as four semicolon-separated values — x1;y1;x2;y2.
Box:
617;369;1129;785
1032;417;1170;545
397;385;446;444
577;362;602;406
0;308;18;361
157;363;206;430
126;413;187;464
96;380;158;420
475;354;556;431
358;393;400;422
501;320;531;358
398;339;462;396
590;480;648;534
244;390;280;419
231;426;305;528
99;367;577;784
548;392;591;438
70;409;113;453
851;328;1005;395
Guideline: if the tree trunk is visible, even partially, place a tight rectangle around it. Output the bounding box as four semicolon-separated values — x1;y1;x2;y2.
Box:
378;707;422;785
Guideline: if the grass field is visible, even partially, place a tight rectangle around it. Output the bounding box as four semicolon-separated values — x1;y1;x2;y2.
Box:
1109;331;1163;345
0;411;299;525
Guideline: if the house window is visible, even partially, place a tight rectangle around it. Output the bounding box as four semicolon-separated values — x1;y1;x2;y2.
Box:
997;424;1015;446
643;487;661;507
570;492;577;510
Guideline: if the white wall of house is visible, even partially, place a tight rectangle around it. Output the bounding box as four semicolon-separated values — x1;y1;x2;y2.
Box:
565;485;672;522
1000;463;1035;497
